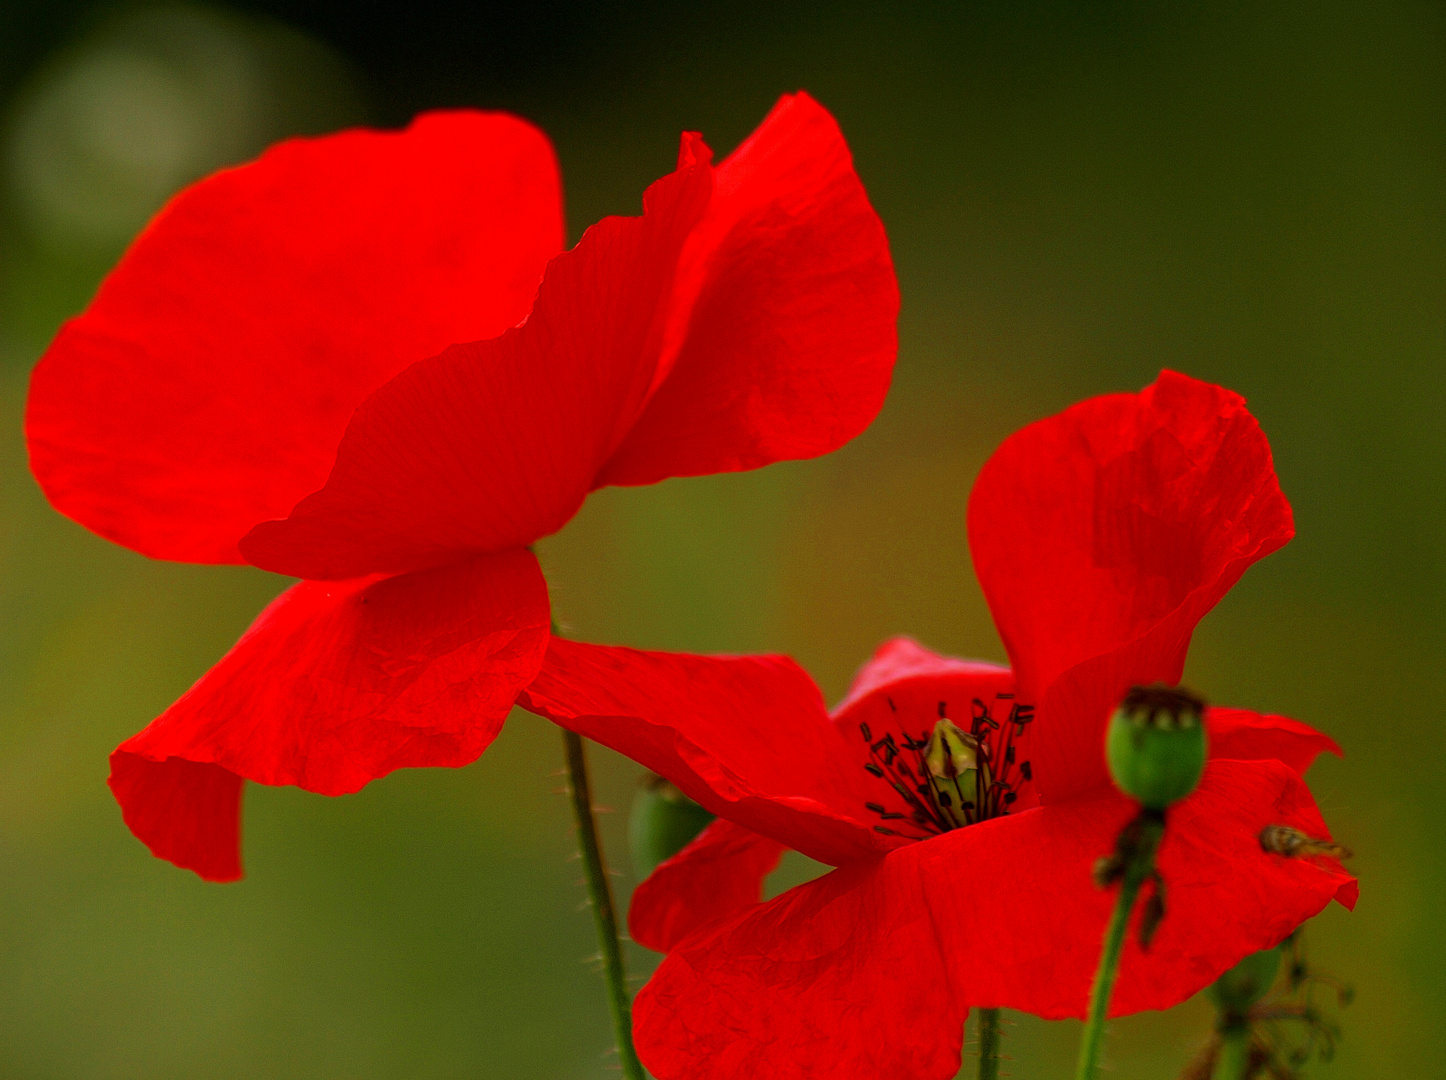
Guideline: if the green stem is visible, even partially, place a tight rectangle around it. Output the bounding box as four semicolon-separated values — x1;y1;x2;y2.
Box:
976;1008;1001;1080
562;728;645;1080
1212;1022;1251;1080
1074;815;1164;1080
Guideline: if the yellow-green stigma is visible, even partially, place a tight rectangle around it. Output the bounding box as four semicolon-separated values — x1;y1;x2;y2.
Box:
857;693;1031;839
924;718;990;829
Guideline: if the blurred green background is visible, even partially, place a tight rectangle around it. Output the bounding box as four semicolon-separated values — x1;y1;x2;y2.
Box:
0;1;1440;1076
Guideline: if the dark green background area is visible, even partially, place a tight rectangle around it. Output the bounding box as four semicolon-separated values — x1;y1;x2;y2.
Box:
0;1;1440;1076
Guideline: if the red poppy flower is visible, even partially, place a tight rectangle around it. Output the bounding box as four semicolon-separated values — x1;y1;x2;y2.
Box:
26;92;898;882
518;371;1357;1080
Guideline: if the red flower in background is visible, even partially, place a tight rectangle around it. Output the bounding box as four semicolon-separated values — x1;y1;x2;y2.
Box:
519;371;1357;1080
26;93;899;882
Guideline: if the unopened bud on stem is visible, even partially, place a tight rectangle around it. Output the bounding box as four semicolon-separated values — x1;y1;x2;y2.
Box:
628;774;714;876
1209;945;1282;1015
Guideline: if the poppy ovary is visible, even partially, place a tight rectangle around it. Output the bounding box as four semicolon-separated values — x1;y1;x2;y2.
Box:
1105;683;1208;811
859;695;1028;839
923;718;991;830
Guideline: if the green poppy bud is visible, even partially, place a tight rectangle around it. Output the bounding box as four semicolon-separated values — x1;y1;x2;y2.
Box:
1208;944;1282;1014
1105;685;1207;810
628;773;715;876
924;718;989;829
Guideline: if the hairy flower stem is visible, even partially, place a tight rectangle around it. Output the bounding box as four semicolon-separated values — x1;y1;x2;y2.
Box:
976;1008;1002;1080
562;728;645;1080
1212;1022;1251;1080
1074;815;1165;1080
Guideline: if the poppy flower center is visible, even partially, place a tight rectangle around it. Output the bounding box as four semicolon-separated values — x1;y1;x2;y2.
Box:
859;693;1034;840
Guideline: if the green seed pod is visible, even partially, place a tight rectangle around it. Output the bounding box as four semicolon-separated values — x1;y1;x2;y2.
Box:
628;773;715;876
1105;684;1207;810
1208;945;1282;1014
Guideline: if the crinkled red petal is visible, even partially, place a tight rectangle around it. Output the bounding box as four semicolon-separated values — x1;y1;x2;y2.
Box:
598;91;898;486
967;371;1295;802
639;852;969;1080
629;818;785;953
241;155;713;579
27;111;562;564
109;548;549;881
109;756;244;883
834;636;1012;716
635;759;1354;1080
518;638;889;866
1207;706;1343;774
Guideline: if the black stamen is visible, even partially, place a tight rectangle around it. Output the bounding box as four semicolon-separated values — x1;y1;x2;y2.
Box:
861;692;1039;839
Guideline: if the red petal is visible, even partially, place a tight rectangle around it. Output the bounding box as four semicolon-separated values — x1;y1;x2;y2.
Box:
597;92;898;486
241;159;713;579
638;857;969;1080
629;819;785;953
518;639;888;866
834;636;1013;717
967;371;1294;802
108;756;243;883
1207;707;1343;774
109;547;549;881
635;759;1353;1080
28;112;562;564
